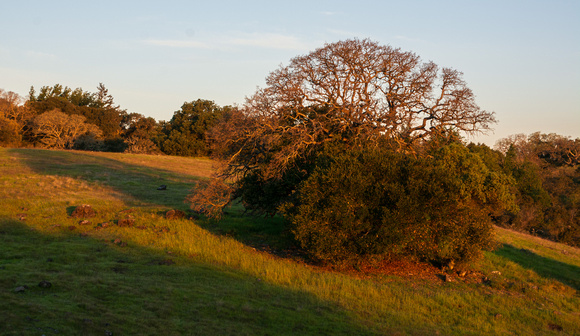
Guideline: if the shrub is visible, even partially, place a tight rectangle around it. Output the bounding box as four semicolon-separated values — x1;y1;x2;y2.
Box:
0;116;21;146
73;133;104;151
103;138;128;152
283;142;516;265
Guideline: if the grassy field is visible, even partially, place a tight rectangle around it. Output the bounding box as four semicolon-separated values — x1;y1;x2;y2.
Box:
1;148;579;335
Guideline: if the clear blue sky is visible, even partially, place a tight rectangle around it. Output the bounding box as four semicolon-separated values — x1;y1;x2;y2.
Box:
1;0;578;146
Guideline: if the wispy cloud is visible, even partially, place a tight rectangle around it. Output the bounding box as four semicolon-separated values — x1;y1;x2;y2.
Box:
326;29;361;38
230;33;309;51
26;50;58;61
143;33;309;51
144;39;212;49
394;35;428;44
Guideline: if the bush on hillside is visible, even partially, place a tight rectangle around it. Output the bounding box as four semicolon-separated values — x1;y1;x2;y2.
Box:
0;117;21;146
283;142;516;265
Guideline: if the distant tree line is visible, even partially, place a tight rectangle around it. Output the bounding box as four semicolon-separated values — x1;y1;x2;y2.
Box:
480;133;580;247
0;84;232;156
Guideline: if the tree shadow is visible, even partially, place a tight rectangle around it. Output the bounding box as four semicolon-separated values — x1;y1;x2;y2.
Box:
494;244;580;290
197;205;308;261
0;219;377;336
8;148;200;209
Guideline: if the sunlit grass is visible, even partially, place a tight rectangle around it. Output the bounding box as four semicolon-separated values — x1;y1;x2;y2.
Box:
1;147;579;335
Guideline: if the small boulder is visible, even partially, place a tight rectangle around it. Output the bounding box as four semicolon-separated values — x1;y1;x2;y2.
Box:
14;285;28;293
71;204;96;218
38;280;52;289
437;274;453;282
118;218;135;227
166;209;186;220
113;239;127;247
157;185;167;190
158;259;175;266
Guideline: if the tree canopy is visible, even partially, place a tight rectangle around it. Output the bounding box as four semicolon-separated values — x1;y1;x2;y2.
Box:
28;83;124;138
31;109;103;149
211;39;496;182
159;99;232;157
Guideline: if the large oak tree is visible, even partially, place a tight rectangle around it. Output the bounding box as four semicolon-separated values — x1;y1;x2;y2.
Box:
191;39;511;264
210;39;495;181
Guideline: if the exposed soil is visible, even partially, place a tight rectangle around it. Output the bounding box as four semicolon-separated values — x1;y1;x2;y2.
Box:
323;257;443;281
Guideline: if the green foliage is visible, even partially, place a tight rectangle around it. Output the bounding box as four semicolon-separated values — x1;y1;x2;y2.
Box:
120;113;161;154
234;156;315;216
284;141;516;264
72;133;105;151
494;133;580;247
103;137;128;152
159;99;229;156
28;84;124;139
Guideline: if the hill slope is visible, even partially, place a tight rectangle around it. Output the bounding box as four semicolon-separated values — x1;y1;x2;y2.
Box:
1;148;579;335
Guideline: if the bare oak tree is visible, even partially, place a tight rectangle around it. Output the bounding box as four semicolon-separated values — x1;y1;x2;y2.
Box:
32;109;103;149
0;89;34;132
194;39;497;216
215;39;495;177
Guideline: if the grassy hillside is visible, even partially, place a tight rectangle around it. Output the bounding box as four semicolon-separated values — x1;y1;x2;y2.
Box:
1;148;579;335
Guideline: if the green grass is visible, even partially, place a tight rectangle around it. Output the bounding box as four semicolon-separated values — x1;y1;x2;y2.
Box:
1;147;579;335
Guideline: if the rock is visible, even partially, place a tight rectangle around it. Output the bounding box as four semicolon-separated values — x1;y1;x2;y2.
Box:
157;185;167;190
38;280;52;288
79;220;91;225
457;270;468;277
165;209;186;220
548;323;563;331
158;259;175;266
71;204;96;218
14;285;28;293
117;218;135;227
447;260;455;271
437;274;453;282
112;239;127;247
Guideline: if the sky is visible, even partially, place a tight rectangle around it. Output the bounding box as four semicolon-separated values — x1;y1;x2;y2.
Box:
1;0;578;146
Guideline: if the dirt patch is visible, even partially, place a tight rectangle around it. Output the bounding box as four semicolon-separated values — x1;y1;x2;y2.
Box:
71;204;96;218
165;209;186;220
324;257;443;281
